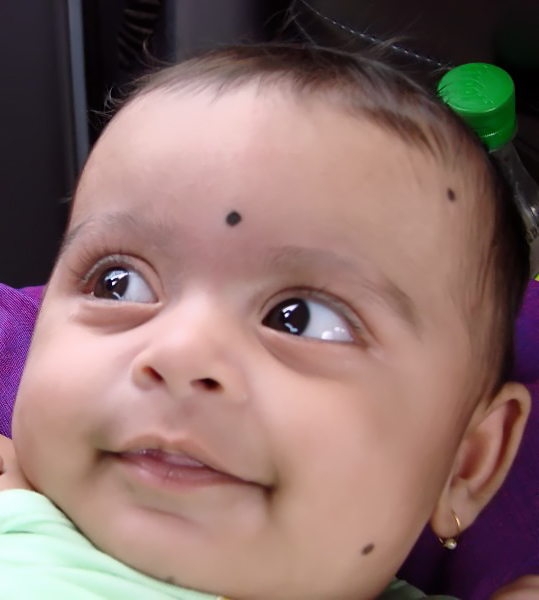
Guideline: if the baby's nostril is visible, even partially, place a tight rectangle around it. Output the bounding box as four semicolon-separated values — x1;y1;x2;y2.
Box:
196;378;222;391
143;367;164;383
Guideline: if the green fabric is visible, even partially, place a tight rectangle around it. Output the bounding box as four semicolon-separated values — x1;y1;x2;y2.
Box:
0;490;217;600
0;489;457;599
379;578;458;599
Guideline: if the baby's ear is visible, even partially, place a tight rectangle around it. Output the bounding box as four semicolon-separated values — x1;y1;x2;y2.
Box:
430;382;530;539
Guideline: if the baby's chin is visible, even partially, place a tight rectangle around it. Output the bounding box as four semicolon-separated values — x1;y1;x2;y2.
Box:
97;536;390;600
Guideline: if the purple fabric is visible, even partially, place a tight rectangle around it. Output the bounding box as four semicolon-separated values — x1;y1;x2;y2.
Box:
0;283;41;438
0;281;538;598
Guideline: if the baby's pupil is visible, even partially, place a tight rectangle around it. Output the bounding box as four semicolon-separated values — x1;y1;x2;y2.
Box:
95;268;129;299
263;298;310;335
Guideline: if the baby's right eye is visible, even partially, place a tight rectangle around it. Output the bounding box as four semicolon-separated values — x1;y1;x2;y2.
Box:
92;267;156;303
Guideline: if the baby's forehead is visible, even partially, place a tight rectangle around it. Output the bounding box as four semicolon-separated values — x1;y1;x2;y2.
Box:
78;86;477;279
79;87;471;280
93;84;466;188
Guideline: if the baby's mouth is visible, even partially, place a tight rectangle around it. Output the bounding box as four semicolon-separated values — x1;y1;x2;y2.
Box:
128;448;214;468
115;448;253;488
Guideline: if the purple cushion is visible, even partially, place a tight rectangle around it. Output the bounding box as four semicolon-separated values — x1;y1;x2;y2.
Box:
0;281;538;598
0;283;41;438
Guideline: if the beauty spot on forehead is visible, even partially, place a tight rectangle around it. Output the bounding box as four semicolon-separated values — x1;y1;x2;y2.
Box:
447;187;457;202
226;210;243;226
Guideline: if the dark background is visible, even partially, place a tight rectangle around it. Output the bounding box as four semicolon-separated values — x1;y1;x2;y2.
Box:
1;0;538;287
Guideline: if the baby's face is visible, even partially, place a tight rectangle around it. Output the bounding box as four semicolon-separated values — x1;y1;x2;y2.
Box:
14;87;474;599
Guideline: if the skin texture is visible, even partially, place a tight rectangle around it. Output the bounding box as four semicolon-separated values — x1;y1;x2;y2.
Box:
11;86;530;600
492;577;539;600
0;436;29;490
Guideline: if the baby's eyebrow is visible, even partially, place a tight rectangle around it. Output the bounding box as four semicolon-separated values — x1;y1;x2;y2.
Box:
59;212;179;258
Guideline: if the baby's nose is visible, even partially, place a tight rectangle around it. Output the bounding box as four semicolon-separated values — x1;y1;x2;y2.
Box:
130;297;249;405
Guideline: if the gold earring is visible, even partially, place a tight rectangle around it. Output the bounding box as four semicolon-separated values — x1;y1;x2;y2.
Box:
438;510;461;550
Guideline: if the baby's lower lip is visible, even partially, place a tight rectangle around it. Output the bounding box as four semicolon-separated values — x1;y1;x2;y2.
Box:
114;449;244;488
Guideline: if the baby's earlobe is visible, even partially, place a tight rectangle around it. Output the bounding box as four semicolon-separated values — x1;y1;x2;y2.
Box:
431;382;531;536
436;510;461;550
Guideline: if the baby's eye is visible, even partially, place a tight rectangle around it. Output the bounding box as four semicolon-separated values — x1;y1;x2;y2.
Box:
92;267;156;303
262;297;353;342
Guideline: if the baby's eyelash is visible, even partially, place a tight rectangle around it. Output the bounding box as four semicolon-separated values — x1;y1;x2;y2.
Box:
66;242;135;290
80;255;136;288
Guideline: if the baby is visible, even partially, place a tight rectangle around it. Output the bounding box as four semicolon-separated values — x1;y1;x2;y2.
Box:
0;44;535;599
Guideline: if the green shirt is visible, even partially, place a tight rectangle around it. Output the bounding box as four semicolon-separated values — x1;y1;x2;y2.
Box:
0;490;215;599
380;578;457;599
0;489;457;599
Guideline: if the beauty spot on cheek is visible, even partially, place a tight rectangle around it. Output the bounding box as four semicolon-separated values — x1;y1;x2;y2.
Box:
361;543;375;556
226;210;242;226
447;187;457;202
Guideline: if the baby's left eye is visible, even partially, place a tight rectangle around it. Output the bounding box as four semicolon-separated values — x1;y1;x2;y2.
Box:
92;267;156;303
262;297;353;342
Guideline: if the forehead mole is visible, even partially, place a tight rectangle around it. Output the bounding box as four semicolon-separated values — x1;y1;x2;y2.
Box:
361;543;375;556
226;211;242;226
447;188;457;202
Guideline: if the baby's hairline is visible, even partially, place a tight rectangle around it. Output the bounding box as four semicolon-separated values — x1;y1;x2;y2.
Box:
126;58;461;170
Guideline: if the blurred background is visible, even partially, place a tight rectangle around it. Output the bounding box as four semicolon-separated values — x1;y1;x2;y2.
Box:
1;0;538;286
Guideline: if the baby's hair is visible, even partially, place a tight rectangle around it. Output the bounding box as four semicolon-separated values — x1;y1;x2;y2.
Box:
123;43;529;400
